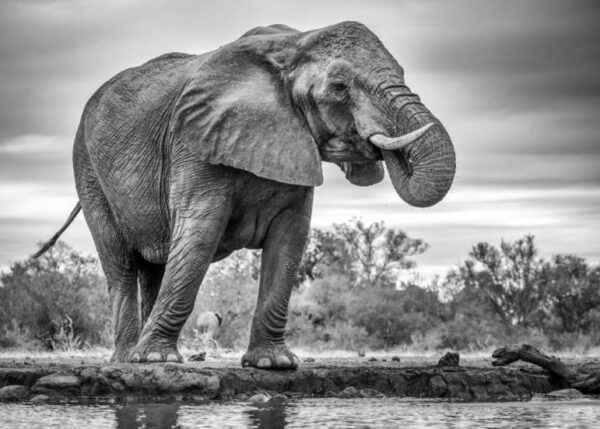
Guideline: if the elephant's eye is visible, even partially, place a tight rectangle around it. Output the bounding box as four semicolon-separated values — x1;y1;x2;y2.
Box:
331;82;348;92
329;81;350;103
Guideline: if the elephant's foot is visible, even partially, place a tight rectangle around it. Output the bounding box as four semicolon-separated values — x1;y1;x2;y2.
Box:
110;347;136;364
242;345;299;370
128;340;183;363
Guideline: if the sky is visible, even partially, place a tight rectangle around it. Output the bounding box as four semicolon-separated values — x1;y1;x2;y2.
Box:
1;0;599;278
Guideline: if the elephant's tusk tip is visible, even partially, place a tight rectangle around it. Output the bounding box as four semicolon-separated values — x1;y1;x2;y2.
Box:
369;122;435;151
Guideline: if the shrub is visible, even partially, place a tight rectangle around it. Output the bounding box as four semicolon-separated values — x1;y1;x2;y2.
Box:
0;242;111;350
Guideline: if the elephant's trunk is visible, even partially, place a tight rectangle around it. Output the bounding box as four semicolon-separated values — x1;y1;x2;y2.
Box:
374;89;456;208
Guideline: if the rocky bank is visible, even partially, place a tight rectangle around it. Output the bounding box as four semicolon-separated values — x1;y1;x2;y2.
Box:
0;356;567;403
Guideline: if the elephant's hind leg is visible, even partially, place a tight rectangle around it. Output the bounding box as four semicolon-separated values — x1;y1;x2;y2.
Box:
103;253;140;363
74;142;141;363
138;260;165;328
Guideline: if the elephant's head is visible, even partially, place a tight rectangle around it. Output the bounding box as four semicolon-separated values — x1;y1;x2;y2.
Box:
172;22;455;207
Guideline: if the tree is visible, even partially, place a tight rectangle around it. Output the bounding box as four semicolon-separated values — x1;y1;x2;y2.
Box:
447;235;547;329
540;255;600;334
303;219;427;289
333;219;428;288
288;220;433;349
297;229;348;282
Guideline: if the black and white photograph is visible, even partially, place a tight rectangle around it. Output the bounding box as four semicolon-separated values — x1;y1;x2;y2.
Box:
0;0;599;427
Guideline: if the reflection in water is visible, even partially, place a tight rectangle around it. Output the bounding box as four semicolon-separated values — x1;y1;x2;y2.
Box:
115;403;181;429
2;398;600;428
245;400;288;429
112;401;289;429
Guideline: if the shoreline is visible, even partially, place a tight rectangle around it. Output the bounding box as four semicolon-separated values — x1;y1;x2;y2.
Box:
0;355;571;403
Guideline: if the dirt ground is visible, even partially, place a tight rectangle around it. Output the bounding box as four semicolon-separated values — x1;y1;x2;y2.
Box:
0;347;596;370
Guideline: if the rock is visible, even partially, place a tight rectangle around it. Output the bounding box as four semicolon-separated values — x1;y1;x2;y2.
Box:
111;381;126;392
429;374;448;397
545;389;585;399
357;350;365;357
113;365;220;397
271;393;288;401
438;352;460;367
359;388;385;398
188;352;206;362
368;357;378;362
0;385;29;400
337;386;360;398
0;368;43;387
391;356;401;362
304;357;315;363
248;393;271;403
35;373;80;389
32;372;81;395
30;394;50;403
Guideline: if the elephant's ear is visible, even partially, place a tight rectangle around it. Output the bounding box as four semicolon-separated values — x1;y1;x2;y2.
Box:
170;42;322;187
340;161;384;186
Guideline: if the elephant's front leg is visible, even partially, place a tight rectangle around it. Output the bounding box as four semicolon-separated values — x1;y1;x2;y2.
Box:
242;192;312;370
129;203;230;363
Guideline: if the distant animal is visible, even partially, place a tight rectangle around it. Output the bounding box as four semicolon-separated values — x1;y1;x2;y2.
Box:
35;21;455;369
195;311;223;345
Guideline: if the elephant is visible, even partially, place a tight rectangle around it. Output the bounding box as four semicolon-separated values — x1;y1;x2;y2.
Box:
35;22;455;369
194;310;223;347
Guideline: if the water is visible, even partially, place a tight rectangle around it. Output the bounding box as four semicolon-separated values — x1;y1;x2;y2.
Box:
1;398;600;428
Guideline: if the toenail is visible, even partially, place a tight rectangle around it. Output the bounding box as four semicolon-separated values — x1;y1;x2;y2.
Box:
292;357;300;366
257;358;271;368
147;352;162;362
276;356;291;367
131;353;141;363
166;353;179;362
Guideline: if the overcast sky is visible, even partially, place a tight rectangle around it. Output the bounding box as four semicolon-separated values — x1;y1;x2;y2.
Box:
1;0;599;278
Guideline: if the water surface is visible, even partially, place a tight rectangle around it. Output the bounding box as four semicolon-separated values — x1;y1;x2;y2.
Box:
2;397;600;428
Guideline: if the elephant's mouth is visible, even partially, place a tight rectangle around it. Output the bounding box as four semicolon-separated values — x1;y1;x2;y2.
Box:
319;134;383;163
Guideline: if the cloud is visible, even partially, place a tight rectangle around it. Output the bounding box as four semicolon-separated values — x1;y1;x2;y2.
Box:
0;134;67;153
0;180;83;265
0;134;73;184
0;0;598;278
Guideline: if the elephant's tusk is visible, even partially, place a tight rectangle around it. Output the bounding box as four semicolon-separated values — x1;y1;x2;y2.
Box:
369;122;435;151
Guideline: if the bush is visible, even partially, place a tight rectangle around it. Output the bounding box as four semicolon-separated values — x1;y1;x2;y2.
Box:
3;227;599;355
353;290;430;348
435;318;508;351
0;242;111;350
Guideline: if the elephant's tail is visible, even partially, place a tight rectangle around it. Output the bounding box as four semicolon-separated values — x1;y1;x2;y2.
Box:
32;202;82;258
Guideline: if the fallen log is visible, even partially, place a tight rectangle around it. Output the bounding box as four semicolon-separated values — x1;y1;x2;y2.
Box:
492;344;600;394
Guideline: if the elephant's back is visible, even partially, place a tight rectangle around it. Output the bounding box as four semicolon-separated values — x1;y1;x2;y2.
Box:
83;52;195;133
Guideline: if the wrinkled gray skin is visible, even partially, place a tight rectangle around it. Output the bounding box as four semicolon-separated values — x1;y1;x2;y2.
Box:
64;22;455;368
